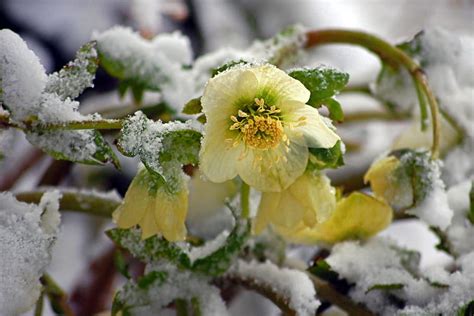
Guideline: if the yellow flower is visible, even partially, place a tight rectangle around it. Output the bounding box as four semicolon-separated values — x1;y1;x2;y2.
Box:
274;192;393;244
113;168;188;241
199;64;340;192
253;171;336;234
364;156;414;210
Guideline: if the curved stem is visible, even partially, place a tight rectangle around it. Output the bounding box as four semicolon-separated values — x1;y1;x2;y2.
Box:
305;29;441;159
15;190;120;217
240;182;250;219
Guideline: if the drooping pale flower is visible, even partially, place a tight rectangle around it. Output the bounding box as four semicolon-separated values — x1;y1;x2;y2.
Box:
253;171;393;244
113;168;188;241
273;192;393;244
199;64;340;192
253;171;336;234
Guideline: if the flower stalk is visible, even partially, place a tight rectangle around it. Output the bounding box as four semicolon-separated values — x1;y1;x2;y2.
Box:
305;29;441;159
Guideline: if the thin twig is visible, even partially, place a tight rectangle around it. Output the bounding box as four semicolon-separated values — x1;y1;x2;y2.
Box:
40;273;75;316
15;190;120;217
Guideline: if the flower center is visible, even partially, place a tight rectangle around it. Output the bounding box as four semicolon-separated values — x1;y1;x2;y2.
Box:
229;98;286;150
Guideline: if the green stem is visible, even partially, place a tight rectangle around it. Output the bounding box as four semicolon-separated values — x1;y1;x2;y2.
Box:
40;273;75;316
191;297;202;316
0;114;123;131
305;29;441;159
15;190;120;217
240;182;250;219
34;291;44;316
175;299;189;316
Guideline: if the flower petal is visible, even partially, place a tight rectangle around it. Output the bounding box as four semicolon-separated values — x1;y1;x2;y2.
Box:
237;140;308;192
154;189;188;242
201;68;256;114
251;64;310;104
288;172;336;225
277;192;393;244
115;177;151;229
287;104;340;149
253;191;281;234
139;205;161;240
200;117;242;183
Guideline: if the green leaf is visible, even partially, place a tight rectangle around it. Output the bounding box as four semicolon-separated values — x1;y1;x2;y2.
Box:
469;181;474;225
107;228;192;268
366;283;404;293
191;219;250;276
322;98;344;122
107;218;250;277
211;60;249;77
45;41;99;100
117;111;201;191
182;97;202;115
457;300;474;316
288;67;349;107
308;259;340;284
430;226;452;255
114;250;130;279
137;271;168;289
308;140;345;170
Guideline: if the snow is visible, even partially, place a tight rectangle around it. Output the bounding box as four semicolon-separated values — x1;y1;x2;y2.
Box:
94;26;195;109
0;191;61;315
228;259;320;316
184;230;230;263
445;181;474;255
0;29;47;122
131;0;161;34
118;263;229;315
327;237;474;315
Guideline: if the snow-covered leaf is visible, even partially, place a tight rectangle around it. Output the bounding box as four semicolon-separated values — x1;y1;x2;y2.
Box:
27;129;119;167
117;111;202;191
112;263;229;316
211;59;249;77
227;260;320;316
0;191;61;315
366;283;404;293
108;216;250;277
45;41;98;100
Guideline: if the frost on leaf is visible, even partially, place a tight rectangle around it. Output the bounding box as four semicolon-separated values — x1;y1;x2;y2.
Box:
289;66;349;122
107;215;250;276
117;111;202;191
0;191;61;315
0;29;118;166
45;41;99;100
227;259;320;316
112;263;229;316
